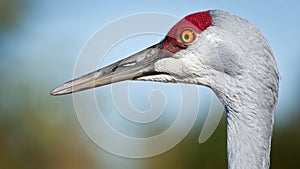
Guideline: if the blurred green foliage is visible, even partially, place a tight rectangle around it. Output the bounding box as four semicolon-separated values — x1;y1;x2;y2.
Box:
272;111;300;169
0;76;100;169
0;1;99;168
0;0;24;29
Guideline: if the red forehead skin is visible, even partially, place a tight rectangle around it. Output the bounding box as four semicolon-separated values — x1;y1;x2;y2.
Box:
161;11;212;55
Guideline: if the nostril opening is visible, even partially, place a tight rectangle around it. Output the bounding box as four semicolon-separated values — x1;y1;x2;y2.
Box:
111;66;118;72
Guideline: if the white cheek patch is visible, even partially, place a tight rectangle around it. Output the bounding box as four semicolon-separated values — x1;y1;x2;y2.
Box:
154;58;186;76
204;33;223;45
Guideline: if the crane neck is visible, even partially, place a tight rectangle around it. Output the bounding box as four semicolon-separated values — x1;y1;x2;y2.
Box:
225;105;273;169
206;9;279;169
215;82;278;169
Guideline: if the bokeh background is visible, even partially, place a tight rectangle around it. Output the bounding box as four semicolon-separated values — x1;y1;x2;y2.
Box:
1;0;299;168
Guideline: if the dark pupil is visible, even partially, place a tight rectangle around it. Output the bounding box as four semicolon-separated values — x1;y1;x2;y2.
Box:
184;34;189;40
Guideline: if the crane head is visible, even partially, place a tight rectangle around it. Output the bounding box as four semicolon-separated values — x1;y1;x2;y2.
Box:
50;10;278;97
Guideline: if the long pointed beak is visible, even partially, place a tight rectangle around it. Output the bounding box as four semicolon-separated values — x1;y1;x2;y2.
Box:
50;43;166;96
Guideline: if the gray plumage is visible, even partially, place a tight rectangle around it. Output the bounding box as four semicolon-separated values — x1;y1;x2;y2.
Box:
209;10;279;169
141;10;279;168
51;10;279;169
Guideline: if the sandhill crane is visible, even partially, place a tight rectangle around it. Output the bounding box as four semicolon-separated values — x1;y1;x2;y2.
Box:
51;10;279;169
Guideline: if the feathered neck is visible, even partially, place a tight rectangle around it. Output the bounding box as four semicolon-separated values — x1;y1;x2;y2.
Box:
207;10;279;169
213;75;278;169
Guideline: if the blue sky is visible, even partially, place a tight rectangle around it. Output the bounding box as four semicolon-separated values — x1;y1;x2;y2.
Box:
2;0;300;123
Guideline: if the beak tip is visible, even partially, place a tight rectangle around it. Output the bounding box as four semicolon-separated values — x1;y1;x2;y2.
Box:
50;90;58;96
50;85;70;96
50;88;60;96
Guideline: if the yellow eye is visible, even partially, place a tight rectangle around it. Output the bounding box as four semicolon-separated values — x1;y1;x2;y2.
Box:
180;29;195;44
